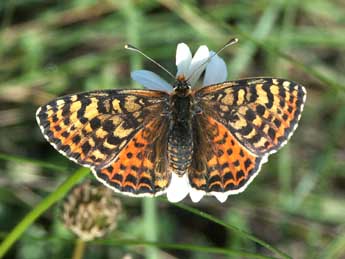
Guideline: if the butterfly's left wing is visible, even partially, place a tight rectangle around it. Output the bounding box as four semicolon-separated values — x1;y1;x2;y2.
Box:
36;90;169;169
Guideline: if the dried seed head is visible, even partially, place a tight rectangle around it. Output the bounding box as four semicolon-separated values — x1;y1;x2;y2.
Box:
61;180;122;241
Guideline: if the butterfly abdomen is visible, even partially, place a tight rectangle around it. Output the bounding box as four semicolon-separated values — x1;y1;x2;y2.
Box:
168;91;193;175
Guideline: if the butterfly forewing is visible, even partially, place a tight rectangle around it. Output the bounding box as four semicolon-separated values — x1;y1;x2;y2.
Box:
194;78;306;156
36;90;169;169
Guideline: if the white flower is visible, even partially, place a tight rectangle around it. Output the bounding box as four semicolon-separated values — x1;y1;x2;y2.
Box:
166;173;190;203
131;43;228;203
131;43;227;92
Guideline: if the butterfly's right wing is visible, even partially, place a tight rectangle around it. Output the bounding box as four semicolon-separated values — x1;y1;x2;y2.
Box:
188;78;306;200
36;90;169;169
194;78;306;156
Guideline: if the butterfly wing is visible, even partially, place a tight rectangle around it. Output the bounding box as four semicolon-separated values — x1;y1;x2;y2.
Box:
190;78;306;198
194;78;306;156
190;115;262;196
36;89;169;169
93;116;170;196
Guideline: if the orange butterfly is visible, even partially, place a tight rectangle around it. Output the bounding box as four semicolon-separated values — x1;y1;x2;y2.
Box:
36;39;306;203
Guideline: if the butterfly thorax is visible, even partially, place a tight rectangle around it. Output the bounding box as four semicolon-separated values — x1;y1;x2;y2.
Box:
167;80;193;176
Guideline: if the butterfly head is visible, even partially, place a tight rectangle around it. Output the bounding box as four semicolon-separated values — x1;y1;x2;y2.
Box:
174;75;190;89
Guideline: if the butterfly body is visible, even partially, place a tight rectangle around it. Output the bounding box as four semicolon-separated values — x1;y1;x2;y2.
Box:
36;77;306;201
168;80;194;176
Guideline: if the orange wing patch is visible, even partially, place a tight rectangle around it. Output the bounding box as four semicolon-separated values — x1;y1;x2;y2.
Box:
190;116;262;193
93;118;170;196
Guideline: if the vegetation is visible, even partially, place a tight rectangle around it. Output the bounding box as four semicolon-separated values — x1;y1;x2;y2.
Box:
0;0;344;258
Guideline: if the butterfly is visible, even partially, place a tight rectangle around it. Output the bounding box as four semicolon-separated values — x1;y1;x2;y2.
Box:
36;41;306;203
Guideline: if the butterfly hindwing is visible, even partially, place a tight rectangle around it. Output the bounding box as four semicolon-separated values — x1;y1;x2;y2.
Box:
190;115;262;194
36;90;169;169
93;116;170;196
194;78;306;156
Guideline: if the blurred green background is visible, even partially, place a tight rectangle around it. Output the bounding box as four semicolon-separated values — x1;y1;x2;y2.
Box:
0;0;344;258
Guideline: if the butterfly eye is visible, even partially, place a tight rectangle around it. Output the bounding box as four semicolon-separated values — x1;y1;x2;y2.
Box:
173;78;191;90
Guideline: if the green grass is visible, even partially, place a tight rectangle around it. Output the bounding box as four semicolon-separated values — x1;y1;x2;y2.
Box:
0;0;344;258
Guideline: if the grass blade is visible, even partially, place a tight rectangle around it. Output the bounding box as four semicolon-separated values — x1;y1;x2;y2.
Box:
0;168;89;258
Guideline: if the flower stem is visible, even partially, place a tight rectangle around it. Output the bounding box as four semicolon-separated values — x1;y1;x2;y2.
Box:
72;239;86;259
143;198;159;259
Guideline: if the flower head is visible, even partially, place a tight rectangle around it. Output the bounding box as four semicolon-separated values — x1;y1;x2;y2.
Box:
131;43;227;92
61;181;122;241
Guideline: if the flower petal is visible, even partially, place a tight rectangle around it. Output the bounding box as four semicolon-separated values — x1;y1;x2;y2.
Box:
131;70;172;92
189;189;205;203
187;45;209;86
214;192;228;203
176;43;192;77
167;173;190;203
203;51;228;86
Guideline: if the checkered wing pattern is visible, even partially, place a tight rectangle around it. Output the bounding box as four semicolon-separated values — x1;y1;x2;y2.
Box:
195;78;306;156
93;116;170;196
190;78;306;194
36;90;169;170
190;115;262;193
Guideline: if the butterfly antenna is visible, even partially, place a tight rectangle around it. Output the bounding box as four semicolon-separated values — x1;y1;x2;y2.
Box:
213;37;239;58
186;37;239;82
125;44;176;80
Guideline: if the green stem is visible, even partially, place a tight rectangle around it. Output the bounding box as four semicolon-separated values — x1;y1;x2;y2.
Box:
143;198;159;259
72;239;86;259
170;201;292;259
121;1;159;259
0;168;89;258
276;1;297;204
122;0;141;85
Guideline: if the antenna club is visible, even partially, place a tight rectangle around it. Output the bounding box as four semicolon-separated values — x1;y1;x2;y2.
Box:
226;38;239;46
124;44;137;51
